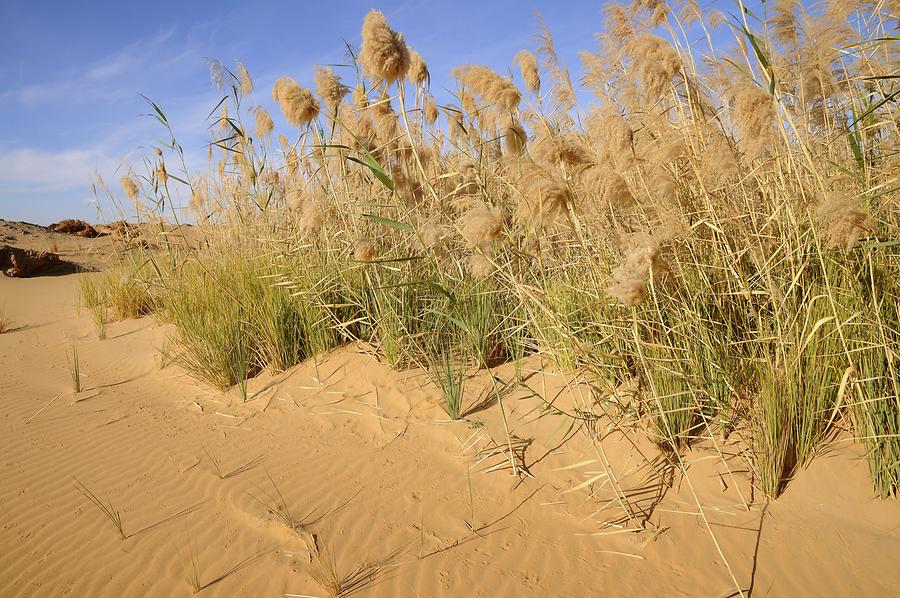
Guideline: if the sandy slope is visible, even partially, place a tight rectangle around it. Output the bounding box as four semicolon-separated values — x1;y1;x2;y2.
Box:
1;231;899;596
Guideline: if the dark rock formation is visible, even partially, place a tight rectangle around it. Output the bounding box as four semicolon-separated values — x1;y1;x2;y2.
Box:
49;219;101;238
0;245;74;277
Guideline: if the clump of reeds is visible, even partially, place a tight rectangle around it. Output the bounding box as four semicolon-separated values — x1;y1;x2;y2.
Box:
93;2;900;504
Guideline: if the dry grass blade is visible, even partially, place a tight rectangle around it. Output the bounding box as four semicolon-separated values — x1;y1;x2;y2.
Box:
73;477;125;539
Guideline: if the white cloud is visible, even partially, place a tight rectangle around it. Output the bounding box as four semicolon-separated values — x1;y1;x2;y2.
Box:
0;147;115;194
85;27;177;81
3;27;186;107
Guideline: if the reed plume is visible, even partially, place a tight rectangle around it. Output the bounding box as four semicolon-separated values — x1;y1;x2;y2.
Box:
353;238;378;261
407;49;430;86
729;78;777;160
514;50;541;94
586;109;635;170
627;34;682;100
517;168;572;227
252;106;274;139
459;203;504;251
817;196;874;250
417;218;450;258
236;61;253;95
451;65;521;112
502;118;527;155
360;10;411;84
353;84;369;110
314;67;350;112
272;77;320;127
423;95;439;126
606;236;670;307
121;176;139;202
467;254;494;279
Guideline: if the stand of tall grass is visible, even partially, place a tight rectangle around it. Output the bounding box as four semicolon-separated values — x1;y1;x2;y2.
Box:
89;1;899;498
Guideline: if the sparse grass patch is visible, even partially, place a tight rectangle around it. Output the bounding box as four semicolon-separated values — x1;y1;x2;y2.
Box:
426;344;467;419
68;343;81;393
0;306;10;334
73;477;125;539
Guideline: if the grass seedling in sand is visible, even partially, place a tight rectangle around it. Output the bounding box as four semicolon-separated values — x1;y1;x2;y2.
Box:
79;277;109;339
157;336;174;369
203;446;261;480
248;471;311;531
311;534;383;598
68;344;81;393
427;347;467;420
184;538;266;594
465;466;476;530
0;306;10;334
186;539;202;594
73;477;125;539
92;303;108;340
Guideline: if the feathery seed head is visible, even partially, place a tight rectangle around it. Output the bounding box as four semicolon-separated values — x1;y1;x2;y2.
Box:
353;238;378;261
586;109;635;170
817;196;874;250
352;84;369;110
627;34;682;100
729;78;777;160
314;67;350;112
299;192;326;236
360;10;411;84
459;203;504;251
156;163;168;187
517;168;572;227
533;130;594;167
468;254;495;279
252;105;274;139
606;236;670;307
452;65;521;112
121;176;139;201
582;166;634;209
502;118;527;156
236;61;253;95
273;77;320;127
423;95;439;127
514;50;541;94
407;49;430;86
417;217;451;258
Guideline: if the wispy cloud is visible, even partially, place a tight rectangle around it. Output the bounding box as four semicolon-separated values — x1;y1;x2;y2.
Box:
86;28;177;81
0;146;116;194
1;27;192;107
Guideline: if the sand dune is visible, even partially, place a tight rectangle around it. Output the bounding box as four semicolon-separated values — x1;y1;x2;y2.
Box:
1;228;899;597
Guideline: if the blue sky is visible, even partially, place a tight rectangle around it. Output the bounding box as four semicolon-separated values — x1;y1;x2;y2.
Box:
0;0;742;224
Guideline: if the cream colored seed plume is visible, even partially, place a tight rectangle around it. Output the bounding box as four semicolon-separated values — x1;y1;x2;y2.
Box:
514;50;541;94
236;61;253;95
459;203;504;251
272;77;320;127
407;49;429;86
121;176;139;201
314;67;350;112
360;10;411;84
353;238;378;262
423;95;439;126
252;106;274;139
627;34;682;100
451;65;521;112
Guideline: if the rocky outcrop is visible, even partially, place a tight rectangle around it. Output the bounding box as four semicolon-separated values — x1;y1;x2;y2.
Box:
0;245;72;277
49;219;101;238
